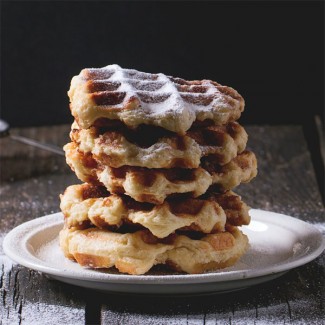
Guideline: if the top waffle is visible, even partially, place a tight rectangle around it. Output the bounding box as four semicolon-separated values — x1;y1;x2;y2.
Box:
68;64;245;134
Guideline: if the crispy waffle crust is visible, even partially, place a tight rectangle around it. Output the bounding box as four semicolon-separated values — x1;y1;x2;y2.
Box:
69;121;247;168
64;142;257;203
68;64;245;134
59;225;248;275
60;183;226;238
60;184;250;238
201;150;258;191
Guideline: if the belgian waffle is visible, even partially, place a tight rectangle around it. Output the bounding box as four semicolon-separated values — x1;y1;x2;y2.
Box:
202;150;257;192
64;142;257;204
203;191;251;226
60;183;228;238
68;64;245;134
60;225;248;275
69;121;247;168
60;183;250;237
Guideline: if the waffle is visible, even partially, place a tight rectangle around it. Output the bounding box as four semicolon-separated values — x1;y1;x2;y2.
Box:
60;183;250;236
204;191;251;226
60;183;227;238
60;225;248;274
202;150;258;192
68;64;245;134
64;142;257;203
70;121;247;168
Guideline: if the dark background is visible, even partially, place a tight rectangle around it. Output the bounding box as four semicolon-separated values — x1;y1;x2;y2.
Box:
1;1;323;127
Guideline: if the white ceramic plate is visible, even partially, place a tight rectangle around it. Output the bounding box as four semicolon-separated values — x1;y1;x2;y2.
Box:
3;209;325;295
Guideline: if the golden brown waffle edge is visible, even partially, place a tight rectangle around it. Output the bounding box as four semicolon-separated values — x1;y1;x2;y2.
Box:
69;64;245;134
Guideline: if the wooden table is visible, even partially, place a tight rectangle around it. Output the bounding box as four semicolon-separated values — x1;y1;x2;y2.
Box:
1;124;324;324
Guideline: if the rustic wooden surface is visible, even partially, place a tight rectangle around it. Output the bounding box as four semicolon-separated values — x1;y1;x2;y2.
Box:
0;124;324;325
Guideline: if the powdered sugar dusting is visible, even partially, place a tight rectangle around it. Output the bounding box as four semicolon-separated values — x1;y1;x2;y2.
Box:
0;254;15;272
71;64;244;132
21;302;84;325
106;65;187;116
36;236;89;274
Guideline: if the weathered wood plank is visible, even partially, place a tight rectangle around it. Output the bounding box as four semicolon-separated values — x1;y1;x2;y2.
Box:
0;125;86;325
100;259;324;324
237;125;324;221
0;124;71;183
0;256;86;325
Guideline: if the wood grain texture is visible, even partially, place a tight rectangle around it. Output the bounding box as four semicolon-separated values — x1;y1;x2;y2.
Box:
0;124;324;325
237;126;324;222
0;256;86;325
0;125;86;325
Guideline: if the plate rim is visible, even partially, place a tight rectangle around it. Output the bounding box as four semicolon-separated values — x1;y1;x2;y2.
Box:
3;209;325;285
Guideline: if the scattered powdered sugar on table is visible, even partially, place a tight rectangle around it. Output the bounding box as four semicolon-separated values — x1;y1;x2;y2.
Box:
0;254;15;272
21;302;84;325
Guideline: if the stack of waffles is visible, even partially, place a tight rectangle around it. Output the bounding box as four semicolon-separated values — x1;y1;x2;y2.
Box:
59;65;257;275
